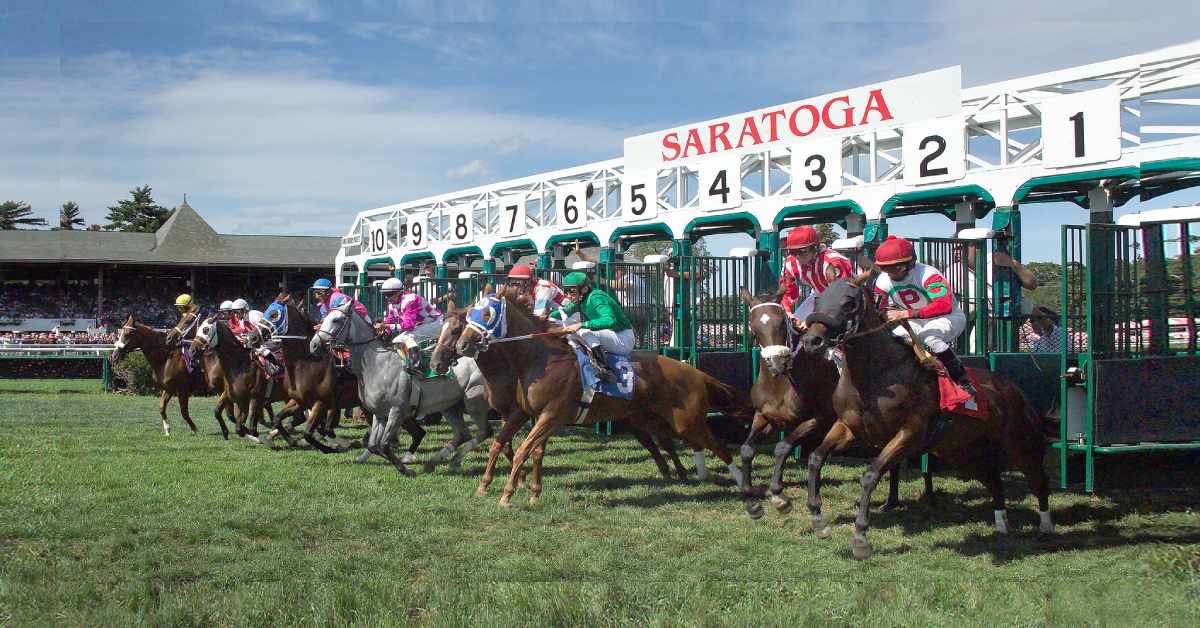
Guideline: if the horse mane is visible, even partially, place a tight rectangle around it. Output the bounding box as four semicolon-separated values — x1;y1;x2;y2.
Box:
502;290;552;333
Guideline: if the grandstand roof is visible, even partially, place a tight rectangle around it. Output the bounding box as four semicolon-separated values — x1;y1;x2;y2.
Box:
0;201;337;268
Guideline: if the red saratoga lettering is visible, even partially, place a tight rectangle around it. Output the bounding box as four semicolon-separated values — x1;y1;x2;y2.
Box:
709;121;733;153
762;109;787;142
788;104;820;137
735;115;762;149
661;132;681;161
860;88;894;124
821;95;854;130
682;128;706;158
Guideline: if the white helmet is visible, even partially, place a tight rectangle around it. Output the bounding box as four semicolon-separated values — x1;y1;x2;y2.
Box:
219;300;234;312
381;277;405;292
231;298;249;311
246;310;264;326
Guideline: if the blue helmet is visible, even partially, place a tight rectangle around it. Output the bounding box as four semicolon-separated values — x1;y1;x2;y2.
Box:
312;278;333;290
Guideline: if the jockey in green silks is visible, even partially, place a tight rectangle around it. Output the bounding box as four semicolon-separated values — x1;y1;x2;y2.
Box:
550;271;634;383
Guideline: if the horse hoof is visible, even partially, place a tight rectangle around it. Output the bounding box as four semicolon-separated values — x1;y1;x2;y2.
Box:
447;462;462;474
880;499;900;512
400;453;417;465
474;486;488;498
528;495;540;507
850;535;872;561
812;515;833;539
396;466;416;478
745;502;764;520
769;493;792;514
354;450;372;464
498;496;512;508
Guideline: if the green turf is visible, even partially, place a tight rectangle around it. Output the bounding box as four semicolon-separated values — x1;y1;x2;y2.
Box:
1;383;1198;626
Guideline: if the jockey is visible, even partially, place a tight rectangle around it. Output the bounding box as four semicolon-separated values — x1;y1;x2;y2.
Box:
376;277;443;358
311;278;371;323
777;226;854;327
505;263;568;317
551;271;633;383
246;309;283;376
873;235;976;398
174;293;203;333
217;300;234;321
228;298;252;339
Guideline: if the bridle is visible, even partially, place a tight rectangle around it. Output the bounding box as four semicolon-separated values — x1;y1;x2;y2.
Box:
314;306;377;350
748;301;801;373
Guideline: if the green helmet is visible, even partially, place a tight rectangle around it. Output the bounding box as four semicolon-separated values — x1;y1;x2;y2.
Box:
562;272;589;288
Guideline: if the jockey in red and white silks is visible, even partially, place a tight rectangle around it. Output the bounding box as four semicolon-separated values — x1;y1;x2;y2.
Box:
778;226;854;324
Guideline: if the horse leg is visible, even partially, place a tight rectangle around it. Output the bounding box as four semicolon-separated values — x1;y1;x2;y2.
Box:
655;434;689;480
178;394;199;434
425;407;469;474
1015;452;1054;533
739;413;771;519
499;412;557;508
159;391;174;436
400;412;425;465
300;401;338;454
767;418;818;515
628;426;672;480
378;407;415;477
476;414;529;498
213;393;231;440
672;409;740;487
356;413;385;464
527;441;548;506
447;405;492;473
807;422;855;540
850;426;917;560
881;462;903;512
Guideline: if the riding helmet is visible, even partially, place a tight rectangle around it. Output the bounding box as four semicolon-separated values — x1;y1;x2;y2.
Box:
507;264;534;280
784;226;819;250
874;236;915;266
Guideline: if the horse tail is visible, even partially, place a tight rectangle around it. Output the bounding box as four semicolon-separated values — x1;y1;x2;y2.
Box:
703;374;754;423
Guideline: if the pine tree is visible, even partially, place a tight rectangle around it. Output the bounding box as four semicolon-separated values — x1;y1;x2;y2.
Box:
0;200;47;230
105;185;172;232
57;201;85;230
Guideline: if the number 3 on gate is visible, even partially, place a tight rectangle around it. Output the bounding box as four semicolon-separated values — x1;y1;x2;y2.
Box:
699;155;742;212
622;171;658;223
903;118;965;185
791;138;843;200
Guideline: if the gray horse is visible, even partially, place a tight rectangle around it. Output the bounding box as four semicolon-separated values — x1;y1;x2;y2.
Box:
310;301;493;475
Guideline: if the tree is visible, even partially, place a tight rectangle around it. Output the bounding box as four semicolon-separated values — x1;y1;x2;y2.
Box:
0;200;47;230
105;185;172;232
86;224;102;231
57;201;84;230
626;237;711;260
815;223;838;245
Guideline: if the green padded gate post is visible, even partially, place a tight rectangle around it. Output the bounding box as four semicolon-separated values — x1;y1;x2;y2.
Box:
673;239;694;364
598;246;617;436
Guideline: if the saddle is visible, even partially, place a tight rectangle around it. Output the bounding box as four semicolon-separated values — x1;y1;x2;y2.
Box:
894;320;985;419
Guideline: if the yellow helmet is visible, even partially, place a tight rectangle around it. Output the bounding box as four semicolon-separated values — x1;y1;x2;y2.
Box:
175;294;197;312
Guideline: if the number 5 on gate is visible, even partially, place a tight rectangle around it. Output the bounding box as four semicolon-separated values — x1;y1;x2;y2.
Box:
622;171;658;222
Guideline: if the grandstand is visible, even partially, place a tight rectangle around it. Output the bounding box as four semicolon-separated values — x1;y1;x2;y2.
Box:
0;199;339;333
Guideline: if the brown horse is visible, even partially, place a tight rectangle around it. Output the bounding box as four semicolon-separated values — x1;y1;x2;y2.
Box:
190;313;293;440
800;272;1053;559
111;312;209;436
166;312;246;440
738;289;923;520
430;301;695;492
451;289;752;507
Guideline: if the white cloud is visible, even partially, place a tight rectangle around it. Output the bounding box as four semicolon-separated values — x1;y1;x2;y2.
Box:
250;0;324;22
445;159;490;180
214;25;323;46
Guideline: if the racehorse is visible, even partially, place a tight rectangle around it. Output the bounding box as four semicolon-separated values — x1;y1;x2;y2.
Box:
453;289;753;508
110;312;209;436
738;289;923;520
190;314;292;441
800;271;1053;559
258;295;424;456
310;300;495;476
430;302;695;492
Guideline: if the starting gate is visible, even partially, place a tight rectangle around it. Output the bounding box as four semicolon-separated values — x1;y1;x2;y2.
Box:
681;255;753;390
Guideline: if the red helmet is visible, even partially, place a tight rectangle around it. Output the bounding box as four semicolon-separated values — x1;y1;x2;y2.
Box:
875;236;915;266
506;264;534;280
784;226;819;250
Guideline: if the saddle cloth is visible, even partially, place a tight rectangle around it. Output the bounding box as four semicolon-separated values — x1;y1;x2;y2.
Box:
254;352;284;381
936;367;988;419
570;341;635;400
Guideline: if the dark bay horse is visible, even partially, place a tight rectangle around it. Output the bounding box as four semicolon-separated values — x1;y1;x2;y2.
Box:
739;289;924;520
191;314;292;440
111;313;209;436
452;290;752;508
800;272;1053;560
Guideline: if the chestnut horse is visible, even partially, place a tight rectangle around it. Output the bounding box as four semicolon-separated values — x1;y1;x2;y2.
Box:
452;290;753;507
430;302;692;492
190;314;293;440
738;289;928;520
800;272;1053;560
111;312;209;436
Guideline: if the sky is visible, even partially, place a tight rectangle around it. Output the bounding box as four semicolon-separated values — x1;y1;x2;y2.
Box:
1;0;1198;261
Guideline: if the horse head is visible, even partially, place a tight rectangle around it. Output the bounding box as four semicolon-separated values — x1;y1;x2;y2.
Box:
455;287;512;358
192;314;221;353
740;287;794;376
430;300;466;374
310;300;373;357
800;269;877;354
111;312;138;362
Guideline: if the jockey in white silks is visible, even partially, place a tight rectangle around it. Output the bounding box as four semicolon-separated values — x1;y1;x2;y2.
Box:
376;277;443;365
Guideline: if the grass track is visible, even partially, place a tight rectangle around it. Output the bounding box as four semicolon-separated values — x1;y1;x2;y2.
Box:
2;380;1199;626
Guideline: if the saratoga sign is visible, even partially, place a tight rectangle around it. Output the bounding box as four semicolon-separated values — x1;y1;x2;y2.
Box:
623;66;961;172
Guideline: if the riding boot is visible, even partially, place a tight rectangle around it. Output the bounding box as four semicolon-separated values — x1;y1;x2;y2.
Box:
590;346;618;383
935;348;977;398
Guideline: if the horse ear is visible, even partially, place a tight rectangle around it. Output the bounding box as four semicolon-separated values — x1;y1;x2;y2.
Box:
445;298;456;311
738;287;758;307
483;282;494;296
848;269;874;288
